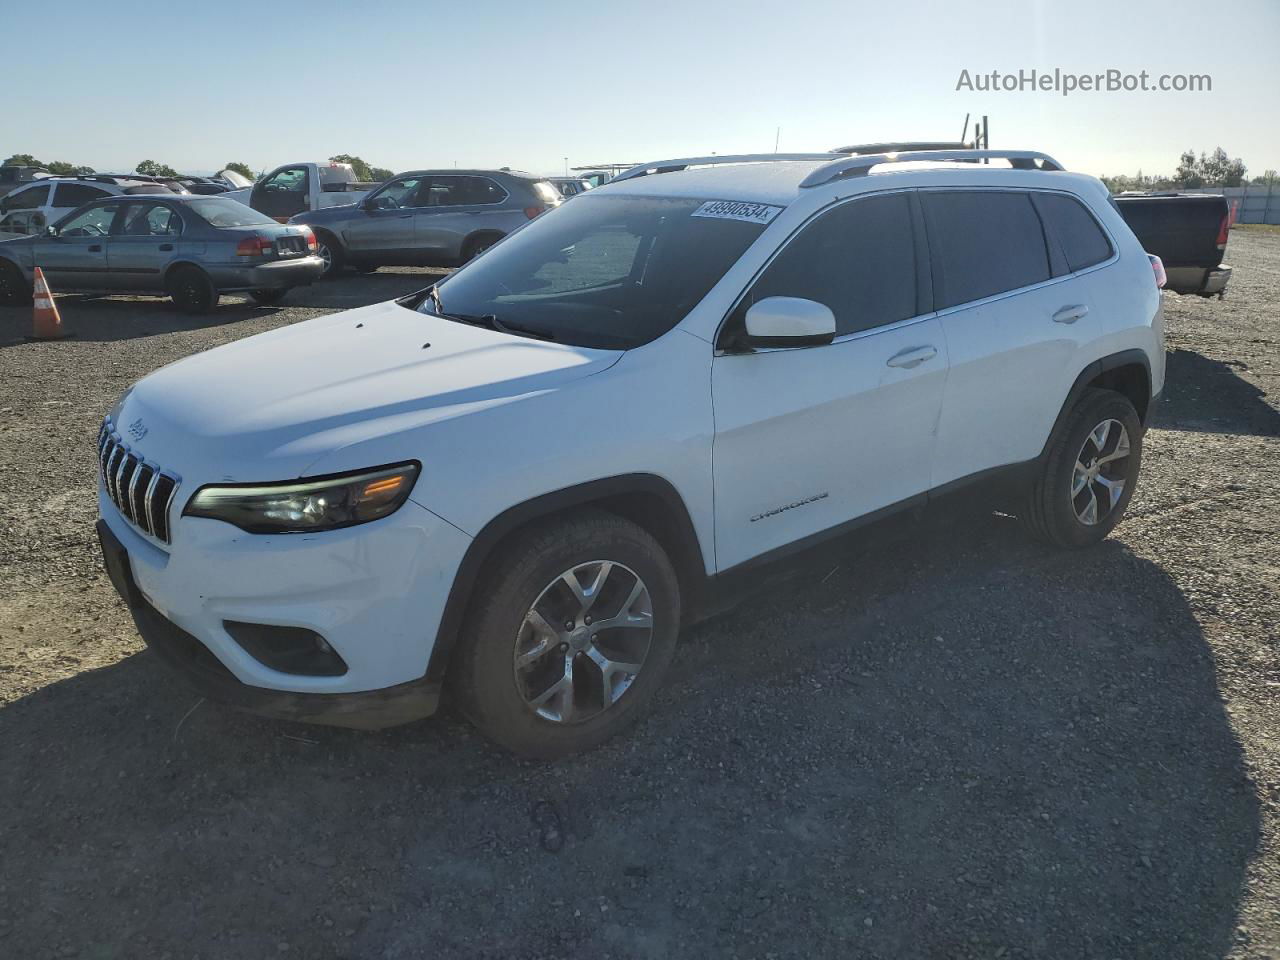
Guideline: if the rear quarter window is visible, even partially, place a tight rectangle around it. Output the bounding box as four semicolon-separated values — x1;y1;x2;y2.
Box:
1033;193;1113;273
922;191;1051;309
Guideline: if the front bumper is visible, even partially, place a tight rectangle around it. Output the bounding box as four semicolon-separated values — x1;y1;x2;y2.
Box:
206;255;325;291
97;486;472;728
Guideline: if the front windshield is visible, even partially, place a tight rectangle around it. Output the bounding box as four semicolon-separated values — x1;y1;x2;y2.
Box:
422;194;770;349
187;197;277;228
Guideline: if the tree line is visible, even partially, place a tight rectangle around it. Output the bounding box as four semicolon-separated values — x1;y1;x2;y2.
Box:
2;155;393;183
1102;147;1276;193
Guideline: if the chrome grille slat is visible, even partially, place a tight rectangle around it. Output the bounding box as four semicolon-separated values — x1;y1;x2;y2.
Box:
98;418;180;545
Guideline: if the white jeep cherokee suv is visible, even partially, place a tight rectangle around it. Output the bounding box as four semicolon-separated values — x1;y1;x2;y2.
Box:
96;148;1165;757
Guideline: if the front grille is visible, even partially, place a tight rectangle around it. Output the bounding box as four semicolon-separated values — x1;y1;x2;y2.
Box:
98;419;180;543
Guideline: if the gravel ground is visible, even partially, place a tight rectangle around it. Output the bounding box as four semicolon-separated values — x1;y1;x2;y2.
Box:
1;232;1277;959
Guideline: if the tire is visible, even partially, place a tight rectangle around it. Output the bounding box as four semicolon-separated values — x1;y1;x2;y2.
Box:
463;233;502;263
0;260;32;305
247;288;289;306
1020;387;1143;548
451;508;681;758
166;266;218;315
314;232;345;278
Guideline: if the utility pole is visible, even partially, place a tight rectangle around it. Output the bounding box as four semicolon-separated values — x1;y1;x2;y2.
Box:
774;127;780;153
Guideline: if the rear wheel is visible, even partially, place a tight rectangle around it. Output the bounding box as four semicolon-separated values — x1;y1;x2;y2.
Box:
166;266;218;314
1020;388;1142;547
247;288;288;306
314;232;345;278
463;233;502;263
0;260;32;305
451;509;681;758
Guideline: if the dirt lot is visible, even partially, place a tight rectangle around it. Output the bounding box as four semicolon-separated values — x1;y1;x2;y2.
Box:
1;231;1278;959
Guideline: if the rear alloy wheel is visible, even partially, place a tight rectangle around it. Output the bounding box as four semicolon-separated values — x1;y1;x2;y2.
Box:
314;233;345;278
247;288;289;306
0;260;32;305
1020;388;1142;547
166;266;218;314
452;509;680;758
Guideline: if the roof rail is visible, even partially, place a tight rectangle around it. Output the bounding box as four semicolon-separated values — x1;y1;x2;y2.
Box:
799;149;1065;188
831;141;972;155
611;153;842;184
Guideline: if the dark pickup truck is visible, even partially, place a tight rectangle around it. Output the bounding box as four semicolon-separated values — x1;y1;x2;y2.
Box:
1112;192;1232;297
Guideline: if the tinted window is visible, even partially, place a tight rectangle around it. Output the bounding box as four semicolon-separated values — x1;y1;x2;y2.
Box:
425;195;767;349
4;184;49;210
461;177;507;205
57;202;121;236
187;197;277;228
1034;193;1113;273
735;192;917;337
54;184;111;208
923;191;1050;309
119;202;182;236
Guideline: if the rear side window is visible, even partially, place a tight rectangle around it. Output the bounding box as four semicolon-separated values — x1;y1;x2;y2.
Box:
1033;193;1113;273
4;184;49;210
54;183;112;208
735;192;917;337
923;191;1050;309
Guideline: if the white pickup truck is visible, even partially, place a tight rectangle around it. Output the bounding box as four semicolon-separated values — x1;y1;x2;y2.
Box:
222;162;382;222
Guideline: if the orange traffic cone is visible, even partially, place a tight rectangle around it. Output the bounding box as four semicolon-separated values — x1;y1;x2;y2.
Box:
27;266;72;341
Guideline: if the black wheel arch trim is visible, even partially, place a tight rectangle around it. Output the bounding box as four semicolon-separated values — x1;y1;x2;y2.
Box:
1040;349;1154;460
423;473;705;685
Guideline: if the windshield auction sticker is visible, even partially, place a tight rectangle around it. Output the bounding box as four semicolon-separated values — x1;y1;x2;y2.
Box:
691;200;784;225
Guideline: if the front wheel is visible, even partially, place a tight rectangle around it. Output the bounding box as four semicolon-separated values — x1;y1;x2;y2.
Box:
166;266;218;314
247;288;288;306
451;509;681;758
1020;388;1143;547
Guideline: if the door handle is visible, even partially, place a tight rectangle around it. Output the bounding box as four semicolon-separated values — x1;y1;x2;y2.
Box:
1052;304;1089;324
159;243;174;252
398;214;412;219
886;345;938;369
88;244;102;252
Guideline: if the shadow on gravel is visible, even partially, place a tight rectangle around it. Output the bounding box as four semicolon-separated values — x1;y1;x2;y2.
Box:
1156;347;1280;437
0;508;1259;958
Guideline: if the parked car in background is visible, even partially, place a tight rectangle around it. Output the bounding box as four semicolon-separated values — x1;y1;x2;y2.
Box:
221;162;381;222
174;176;231;195
289;169;562;276
95;147;1164;756
0;195;323;312
0;175;172;236
216;168;253;189
0;164;48;199
1113;192;1232;297
549;177;592;198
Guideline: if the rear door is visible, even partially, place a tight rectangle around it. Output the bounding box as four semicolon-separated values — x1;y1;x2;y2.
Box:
711;190;947;569
31;201;122;288
250;166;311;221
413;176;511;261
344;174;425;261
106;201;185;290
923;189;1095;487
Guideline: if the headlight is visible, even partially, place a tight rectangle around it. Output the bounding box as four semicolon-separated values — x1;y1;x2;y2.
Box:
184;462;419;534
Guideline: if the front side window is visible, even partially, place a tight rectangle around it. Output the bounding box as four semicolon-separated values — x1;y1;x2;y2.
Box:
922;191;1051;309
422;194;769;349
1033;192;1113;274
731;192;918;338
119;202;182;236
57;202;121;237
3;184;49;211
260;167;308;194
368;175;427;209
53;184;111;208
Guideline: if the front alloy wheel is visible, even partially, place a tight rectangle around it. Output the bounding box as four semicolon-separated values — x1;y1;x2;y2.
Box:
514;560;654;723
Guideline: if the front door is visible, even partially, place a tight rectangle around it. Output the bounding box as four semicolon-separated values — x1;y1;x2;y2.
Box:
712;191;948;570
106;201;184;290
344;174;425;262
31;201;121;289
251;166;311;222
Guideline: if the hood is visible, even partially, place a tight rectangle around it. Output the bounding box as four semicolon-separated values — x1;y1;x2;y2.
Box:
118;299;621;483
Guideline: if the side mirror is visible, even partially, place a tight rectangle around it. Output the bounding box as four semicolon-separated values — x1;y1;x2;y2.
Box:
359;197;378;211
743;296;836;348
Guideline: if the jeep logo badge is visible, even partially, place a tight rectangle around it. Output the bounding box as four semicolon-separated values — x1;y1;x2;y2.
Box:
127;418;148;442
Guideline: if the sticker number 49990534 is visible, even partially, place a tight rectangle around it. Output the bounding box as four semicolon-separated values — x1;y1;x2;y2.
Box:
691;200;784;225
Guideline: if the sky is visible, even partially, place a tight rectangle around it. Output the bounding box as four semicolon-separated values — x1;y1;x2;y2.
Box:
6;0;1278;181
